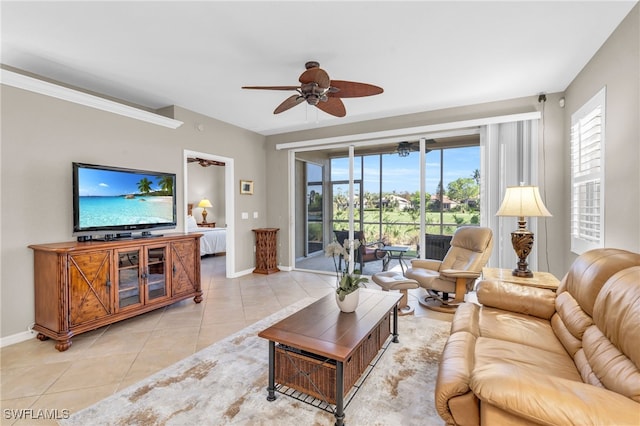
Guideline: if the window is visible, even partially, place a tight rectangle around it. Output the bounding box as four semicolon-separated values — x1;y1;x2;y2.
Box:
329;145;479;250
571;87;605;254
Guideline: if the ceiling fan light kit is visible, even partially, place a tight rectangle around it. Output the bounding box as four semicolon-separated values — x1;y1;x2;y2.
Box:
397;141;412;157
396;139;436;157
242;61;383;118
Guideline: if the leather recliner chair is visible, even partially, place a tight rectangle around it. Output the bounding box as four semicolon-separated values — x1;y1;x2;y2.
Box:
405;226;493;312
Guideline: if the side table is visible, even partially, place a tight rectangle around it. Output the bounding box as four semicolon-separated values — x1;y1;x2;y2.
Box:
379;246;410;273
253;228;280;274
482;267;560;291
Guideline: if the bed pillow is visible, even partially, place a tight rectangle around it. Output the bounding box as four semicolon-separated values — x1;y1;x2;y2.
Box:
186;215;199;231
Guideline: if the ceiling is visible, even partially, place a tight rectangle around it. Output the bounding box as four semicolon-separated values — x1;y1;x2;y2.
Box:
1;1;636;136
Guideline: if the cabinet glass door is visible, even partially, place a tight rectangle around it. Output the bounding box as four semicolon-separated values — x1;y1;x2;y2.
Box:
145;246;168;302
117;249;142;309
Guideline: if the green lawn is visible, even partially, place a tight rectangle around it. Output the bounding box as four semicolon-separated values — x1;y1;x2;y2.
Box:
330;208;480;247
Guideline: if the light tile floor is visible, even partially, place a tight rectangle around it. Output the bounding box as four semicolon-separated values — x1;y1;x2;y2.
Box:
0;255;451;425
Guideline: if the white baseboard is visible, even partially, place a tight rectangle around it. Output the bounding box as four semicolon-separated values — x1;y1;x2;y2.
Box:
1;330;36;348
228;265;291;277
228;267;255;278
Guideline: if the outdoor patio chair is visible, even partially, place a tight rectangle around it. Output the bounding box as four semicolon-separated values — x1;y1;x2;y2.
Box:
333;230;387;272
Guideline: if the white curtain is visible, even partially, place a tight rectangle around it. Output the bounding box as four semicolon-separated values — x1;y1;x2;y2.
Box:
480;120;539;270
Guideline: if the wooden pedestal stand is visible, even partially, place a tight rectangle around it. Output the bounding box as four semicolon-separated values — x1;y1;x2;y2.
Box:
253;228;280;274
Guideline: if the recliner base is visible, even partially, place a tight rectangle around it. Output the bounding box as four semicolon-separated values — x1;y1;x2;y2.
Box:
418;295;459;313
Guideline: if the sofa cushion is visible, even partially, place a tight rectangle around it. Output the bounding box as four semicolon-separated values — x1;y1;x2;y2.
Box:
477;279;556;319
470;363;640;426
558;248;640;317
475;337;582;382
452;300;567;355
589;266;640;402
554;291;594;340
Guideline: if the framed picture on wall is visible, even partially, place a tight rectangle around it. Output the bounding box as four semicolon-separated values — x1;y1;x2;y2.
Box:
240;180;254;195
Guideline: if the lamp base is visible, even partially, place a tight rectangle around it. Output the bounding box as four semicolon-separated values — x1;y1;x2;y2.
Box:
512;268;533;278
511;222;535;279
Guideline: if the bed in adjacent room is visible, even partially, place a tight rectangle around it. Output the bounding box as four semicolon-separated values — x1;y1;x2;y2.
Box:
186;215;226;256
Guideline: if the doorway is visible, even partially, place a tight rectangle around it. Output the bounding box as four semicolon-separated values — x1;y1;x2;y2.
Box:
183;150;235;278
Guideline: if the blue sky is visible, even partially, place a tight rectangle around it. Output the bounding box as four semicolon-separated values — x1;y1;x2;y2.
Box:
78;167;166;196
330;146;480;194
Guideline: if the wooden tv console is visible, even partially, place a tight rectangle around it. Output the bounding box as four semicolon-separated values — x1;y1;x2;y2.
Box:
29;233;202;351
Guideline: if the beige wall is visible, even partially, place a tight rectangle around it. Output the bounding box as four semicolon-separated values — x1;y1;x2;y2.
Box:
563;3;640;265
0;88;265;338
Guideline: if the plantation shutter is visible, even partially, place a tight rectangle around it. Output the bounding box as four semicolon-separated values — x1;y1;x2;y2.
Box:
570;87;605;254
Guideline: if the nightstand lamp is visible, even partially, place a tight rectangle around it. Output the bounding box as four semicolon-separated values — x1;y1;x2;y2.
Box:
198;198;213;224
496;185;552;278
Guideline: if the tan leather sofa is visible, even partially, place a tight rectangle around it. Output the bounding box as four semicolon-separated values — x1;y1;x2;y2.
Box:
435;248;640;425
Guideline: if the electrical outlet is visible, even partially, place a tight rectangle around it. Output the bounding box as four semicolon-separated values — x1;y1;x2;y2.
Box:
253;211;258;219
241;212;249;219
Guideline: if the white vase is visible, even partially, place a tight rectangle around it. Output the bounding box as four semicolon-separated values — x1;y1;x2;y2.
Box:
336;289;360;313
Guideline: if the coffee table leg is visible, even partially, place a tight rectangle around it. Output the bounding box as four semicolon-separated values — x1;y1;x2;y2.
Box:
392;305;399;343
335;360;345;426
267;340;276;401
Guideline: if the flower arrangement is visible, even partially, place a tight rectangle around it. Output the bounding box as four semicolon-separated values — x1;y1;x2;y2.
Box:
325;239;368;301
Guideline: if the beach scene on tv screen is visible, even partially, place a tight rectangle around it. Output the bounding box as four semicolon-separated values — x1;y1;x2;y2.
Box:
78;168;174;228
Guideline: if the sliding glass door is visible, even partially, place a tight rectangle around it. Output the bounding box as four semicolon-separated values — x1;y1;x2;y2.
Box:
306;163;324;256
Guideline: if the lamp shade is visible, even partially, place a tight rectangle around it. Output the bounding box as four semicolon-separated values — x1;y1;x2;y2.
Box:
496;186;551;218
198;198;213;208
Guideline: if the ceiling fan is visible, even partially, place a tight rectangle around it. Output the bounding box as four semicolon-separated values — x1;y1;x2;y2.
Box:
242;61;383;117
397;140;436;157
187;157;225;167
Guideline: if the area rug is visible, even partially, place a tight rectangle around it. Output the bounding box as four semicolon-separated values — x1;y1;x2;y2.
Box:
62;297;451;426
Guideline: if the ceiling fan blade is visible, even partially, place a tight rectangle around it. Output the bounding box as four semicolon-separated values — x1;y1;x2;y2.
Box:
274;95;305;114
316;97;346;117
328;80;384;98
242;86;301;91
299;68;331;88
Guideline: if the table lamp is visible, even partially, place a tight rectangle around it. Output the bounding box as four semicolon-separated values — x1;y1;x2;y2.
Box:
198;198;213;224
496;185;551;277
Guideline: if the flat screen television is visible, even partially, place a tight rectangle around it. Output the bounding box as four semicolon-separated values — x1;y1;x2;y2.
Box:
73;162;177;239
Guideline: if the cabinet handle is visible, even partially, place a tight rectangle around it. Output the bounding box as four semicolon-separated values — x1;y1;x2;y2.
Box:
173;264;176;274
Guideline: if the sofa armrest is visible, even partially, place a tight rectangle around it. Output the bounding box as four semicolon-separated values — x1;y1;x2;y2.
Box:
435;331;478;426
411;258;442;270
471;364;640;426
477;280;556;320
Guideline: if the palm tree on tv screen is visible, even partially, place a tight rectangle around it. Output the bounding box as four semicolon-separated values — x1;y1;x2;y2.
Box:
137;178;152;194
157;176;174;195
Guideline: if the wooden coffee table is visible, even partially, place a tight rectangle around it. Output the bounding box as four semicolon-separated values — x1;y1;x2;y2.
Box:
258;289;402;426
